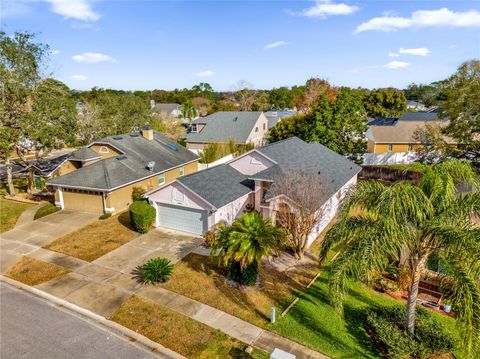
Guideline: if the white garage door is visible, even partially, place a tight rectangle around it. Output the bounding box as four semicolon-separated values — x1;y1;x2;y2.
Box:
156;203;207;235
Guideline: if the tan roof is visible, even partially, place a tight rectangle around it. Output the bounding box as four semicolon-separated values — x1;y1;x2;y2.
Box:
367;120;456;144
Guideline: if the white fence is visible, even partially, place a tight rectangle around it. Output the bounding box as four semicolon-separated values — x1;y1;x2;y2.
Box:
363;152;419;165
198;154;234;171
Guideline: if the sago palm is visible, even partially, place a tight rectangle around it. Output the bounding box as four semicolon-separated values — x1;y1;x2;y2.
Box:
211;211;284;268
320;160;480;357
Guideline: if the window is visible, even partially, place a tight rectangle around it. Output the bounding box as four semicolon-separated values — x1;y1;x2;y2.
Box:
99;146;109;154
191;124;197;132
408;144;413;151
388;144;393;152
158;173;165;185
179;166;185;176
255;127;258;133
263;123;266;130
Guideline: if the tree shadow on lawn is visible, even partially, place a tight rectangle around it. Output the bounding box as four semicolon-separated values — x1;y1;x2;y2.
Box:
117;211;135;230
282;276;381;358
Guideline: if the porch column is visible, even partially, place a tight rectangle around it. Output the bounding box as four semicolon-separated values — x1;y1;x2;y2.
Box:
58;188;64;209
254;180;262;213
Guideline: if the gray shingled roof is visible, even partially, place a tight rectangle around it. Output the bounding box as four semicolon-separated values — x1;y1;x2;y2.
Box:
253;138;361;202
178;164;254;208
187;112;262;144
47;131;198;191
154;103;181;115
69;147;100;161
171;137;360;210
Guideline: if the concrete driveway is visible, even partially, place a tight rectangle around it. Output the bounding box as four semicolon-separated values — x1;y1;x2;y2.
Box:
0;210;98;272
93;228;202;275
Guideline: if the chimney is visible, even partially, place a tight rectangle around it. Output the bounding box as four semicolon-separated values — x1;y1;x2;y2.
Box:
142;125;154;141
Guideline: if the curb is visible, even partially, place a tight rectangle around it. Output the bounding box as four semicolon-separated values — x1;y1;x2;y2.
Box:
0;275;185;359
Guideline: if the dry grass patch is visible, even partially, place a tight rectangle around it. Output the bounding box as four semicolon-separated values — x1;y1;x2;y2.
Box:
111;295;268;359
45;211;138;262
162;253;318;329
5;256;69;286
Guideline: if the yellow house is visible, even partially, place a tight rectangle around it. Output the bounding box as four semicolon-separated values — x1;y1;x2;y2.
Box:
46;127;199;214
366;112;453;154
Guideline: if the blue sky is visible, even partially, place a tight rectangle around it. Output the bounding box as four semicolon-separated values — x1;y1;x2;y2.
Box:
2;0;479;91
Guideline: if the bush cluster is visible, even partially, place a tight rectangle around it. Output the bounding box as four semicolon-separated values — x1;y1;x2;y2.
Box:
229;261;258;286
365;306;456;359
141;257;173;284
129;200;156;233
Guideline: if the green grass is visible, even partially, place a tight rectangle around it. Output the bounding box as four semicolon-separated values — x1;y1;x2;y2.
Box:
273;269;462;359
34;203;60;220
0;198;34;233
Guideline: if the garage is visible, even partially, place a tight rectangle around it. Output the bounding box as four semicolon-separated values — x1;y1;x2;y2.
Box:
62;189;104;213
156;203;208;235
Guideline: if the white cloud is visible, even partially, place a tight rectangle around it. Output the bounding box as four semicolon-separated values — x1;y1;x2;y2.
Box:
196;70;214;77
356;8;480;33
70;75;88;81
1;0;32;17
349;69;359;73
384;61;411;69
299;0;359;19
264;41;289;50
51;49;60;55
399;47;430;56
72;52;116;63
388;52;399;57
46;0;100;22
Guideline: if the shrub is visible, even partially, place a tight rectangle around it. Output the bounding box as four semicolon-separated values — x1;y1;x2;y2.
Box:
129;201;156;233
365;306;456;359
99;213;112;220
141;257;173;284
229;261;258;286
34;203;60;220
131;187;146;202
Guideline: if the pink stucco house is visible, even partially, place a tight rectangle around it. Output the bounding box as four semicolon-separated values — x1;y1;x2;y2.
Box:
145;137;361;246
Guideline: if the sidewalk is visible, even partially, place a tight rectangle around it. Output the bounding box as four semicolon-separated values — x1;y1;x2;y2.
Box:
1;222;329;358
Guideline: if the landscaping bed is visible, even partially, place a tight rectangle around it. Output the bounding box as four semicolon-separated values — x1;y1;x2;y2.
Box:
0;198;34;233
45;211;138;261
162;253;319;329
111;295;268;359
5;256;69;286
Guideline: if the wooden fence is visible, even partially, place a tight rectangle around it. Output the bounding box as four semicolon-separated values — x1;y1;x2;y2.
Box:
359;166;422;183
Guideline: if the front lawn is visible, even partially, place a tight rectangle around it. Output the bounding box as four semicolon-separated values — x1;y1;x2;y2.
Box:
0;198;34;233
34;203;60;220
45;211;138;261
111;295;269;359
162;253;319;329
5;256;69;286
273;269;462;359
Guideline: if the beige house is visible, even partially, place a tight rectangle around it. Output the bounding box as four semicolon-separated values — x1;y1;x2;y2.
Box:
186;112;269;154
47;127;199;214
366;111;453;154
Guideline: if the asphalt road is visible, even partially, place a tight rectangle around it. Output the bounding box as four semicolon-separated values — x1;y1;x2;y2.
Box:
0;283;159;359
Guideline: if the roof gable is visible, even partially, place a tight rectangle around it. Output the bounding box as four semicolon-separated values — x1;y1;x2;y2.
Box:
187;111;262;144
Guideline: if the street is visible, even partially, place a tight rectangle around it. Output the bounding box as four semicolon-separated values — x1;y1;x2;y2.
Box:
0;283;160;359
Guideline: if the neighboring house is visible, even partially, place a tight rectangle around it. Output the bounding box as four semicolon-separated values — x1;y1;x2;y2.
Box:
152;102;182;118
46;127;199;214
186;111;269;154
366;111;452;154
146;137;361;245
406;100;428;112
265;109;298;129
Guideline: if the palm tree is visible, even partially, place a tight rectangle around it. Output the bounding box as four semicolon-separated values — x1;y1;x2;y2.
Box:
181;100;197;123
211;211;284;269
320;160;480;357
